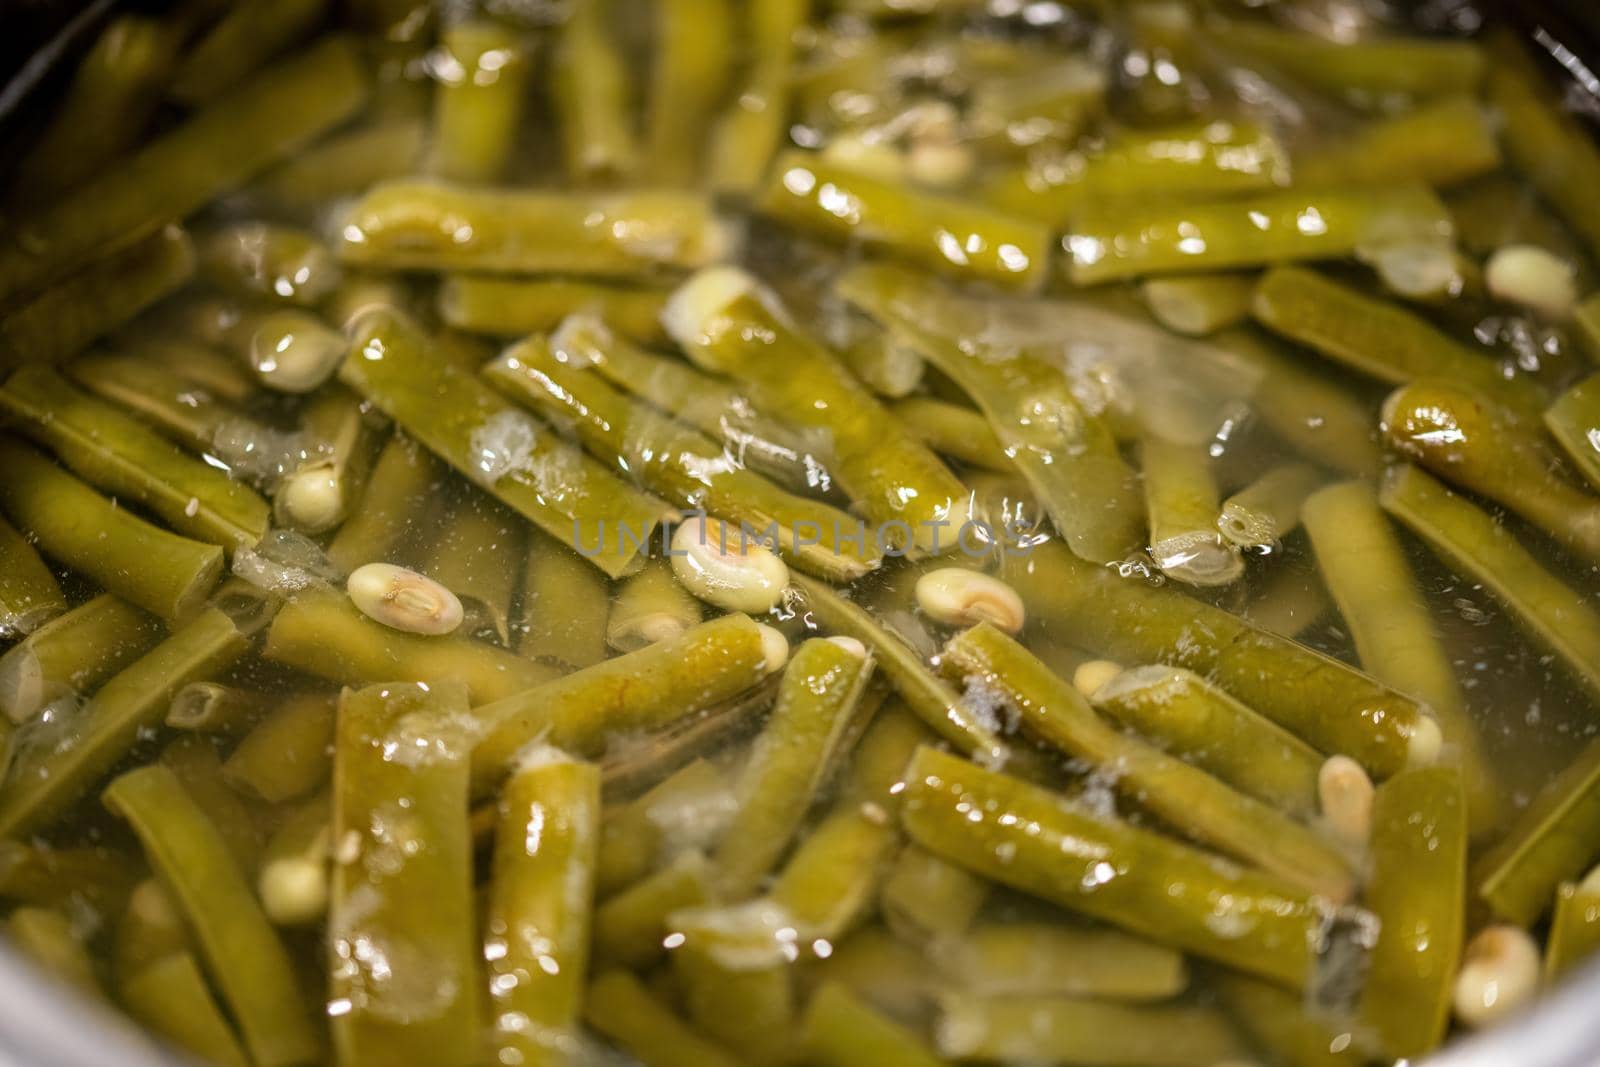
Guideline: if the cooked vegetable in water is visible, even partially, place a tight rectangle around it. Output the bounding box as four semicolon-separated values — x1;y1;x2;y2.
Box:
1;2;1599;1065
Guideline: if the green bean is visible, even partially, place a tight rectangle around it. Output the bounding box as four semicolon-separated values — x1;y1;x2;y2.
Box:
760;151;1051;291
64;349;260;456
1140;273;1257;337
801;982;945;1067
119;952;250;1067
597;757;730;892
1214;972;1365;1067
1379;464;1600;701
429;21;531;183
487;751;600;1064
0;841;135;919
169;0;327;104
887;398;1010;472
0;595;162;724
263;590;560;704
1;365;271;551
517;528;610;669
0;37;369;303
438;276;673;345
487;329;882;581
196;221;341;307
669;269;970;555
330;681;479;1066
102;764;317;1067
326;432;446;573
936;995;1245;1065
113;879;190;983
552;0;636;183
1240;564;1334;641
1547;876;1600;981
341;308;669;578
602;679;775;801
6;17;175;203
838;264;1144;564
1473;740;1600;926
671;912;798;1064
707;0;808;197
878;845;989;945
940;921;1186;1001
944;622;1354;898
1253;267;1547;416
1068;184;1452;285
712;638;875;896
585;969;744;1067
0;516;63;638
901;746;1326;986
0;226;196;369
1089;663;1323;820
1141;433;1244;587
1296;96;1500;189
1212;327;1383;477
1357;765;1466;1060
420;486;523;646
222;692;336;804
248;118;426;213
160;733;269;876
1545;373;1600;493
607;560;702;652
594;851;712;967
963;56;1106;160
8;908;100;995
0;439;226;620
257;792;330;926
165;682;266;738
1212;21;1484;104
1218;462;1323;548
769;807;897;941
647;0;734;185
803;925;937;1024
472;613;780;792
790;573;1010;768
999;540;1440;778
277;385;383;536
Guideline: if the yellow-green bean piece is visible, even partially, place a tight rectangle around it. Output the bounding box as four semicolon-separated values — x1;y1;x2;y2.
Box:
1547;876;1600;981
1474;740;1600;925
277;384;384;536
1219;462;1323;548
487;751;600;1065
802;982;947;1067
438;276;673;345
196;221;341;307
1545;373;1600;493
248;117;426;213
222;692;336;804
671;911;798;1064
552;0;636;183
0;517;64;639
1212;21;1485;105
120;952;250;1067
8;907;99;996
0;841;136;918
160;734;267;875
1357;766;1467;1060
257;792;330;927
517;528;610;669
768;807;896;942
936;995;1247;1065
584;969;744;1067
165;681;265;738
429;21;531;183
888;397;1011;473
330;681;480;1066
594;852;712;968
340;308;669;578
647;0;734;185
325;432;446;573
878;845;989;946
939;921;1187;1001
1296;95;1501;188
1379;465;1600;702
606;559;701;652
63;350;260;456
102;764;317;1067
0;595;162;724
707;0;808;197
169;0;328;104
1215;972;1366;1067
1141;433;1243;587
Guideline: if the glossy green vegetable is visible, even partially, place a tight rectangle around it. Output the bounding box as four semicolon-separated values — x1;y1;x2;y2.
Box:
1357;766;1467;1060
0;595;162;724
888;397;1011;472
671;909;797;1064
257;792;330;926
647;0;734;185
553;0;636;183
159;733;267;875
103;764;317;1067
1218;463;1323;549
120;952;250;1067
248;117;426;212
1215;972;1366;1067
165;682;266;738
1141;433;1243;587
64;349;261;456
277;385;383;536
1240;564;1334;641
584;969;743;1067
707;0;807;196
169;0;328;104
196;221;340;307
1296;95;1500;188
330;681;480;1066
222;693;336;804
0;841;135;918
936;995;1246;1064
1212;21;1485;103
606;560;701;652
420;486;522;646
8;907;99;995
768;806;896;942
438;276;672;345
517;529;610;669
1545;373;1600;493
1546;878;1600;981
0;517;64;638
325;432;445;573
429;20;530;183
1474;740;1600;925
938;921;1187;1001
593;852;712;968
802;982;947;1067
878;845;989;945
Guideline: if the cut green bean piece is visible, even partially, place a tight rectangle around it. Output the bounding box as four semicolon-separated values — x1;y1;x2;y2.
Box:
0;37;369;303
103;764;316;1067
421;486;523;646
937;995;1246;1065
277;384;383;536
791;573;1009;768
1545;373;1600;493
0;595;162;724
64;350;260;456
888;397;1011;472
712;638;874;896
197;221;340;307
945;623;1354;899
1069;184;1452;285
769;807;896;941
330;681;479;1066
341;308;669;578
1142;433;1243;587
517;528;610;669
1215;972;1365;1067
597;757;730;893
0;226;196;369
594;852;712;968
1357;766;1467;1060
707;0;807;197
488;328;881;581
553;0;636;183
1000;541;1439;779
940;921;1187;1001
160;734;266;875
762;152;1051;291
1379;465;1600;702
647;0;734;185
1;365;270;551
325;432;446;573
585;969;744;1067
429;21;530;183
438;276;672;345
263;590;560;704
223;693;336;804
1090;664;1323;820
166;682;266;738
249;117;426;213
170;0;327;104
1297;95;1500;188
120;952;250;1067
1212;21;1484;104
337;180;727;275
487;751;599;1065
1219;462;1323;548
473;613;778;792
901;746;1326;987
1474;740;1600;926
0;604;249;840
838;264;1143;564
607;559;701;652
803;982;946;1067
1546;879;1600;981
672;909;797;1064
258;792;330;926
805;925;938;1023
0;517;64;638
1254;267;1546;415
1303;480;1499;833
1241;564;1334;641
0;841;135;918
1141;273;1257;337
879;845;989;945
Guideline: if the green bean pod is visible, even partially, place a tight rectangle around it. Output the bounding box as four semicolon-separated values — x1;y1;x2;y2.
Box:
647;0;734;185
888;397;1011;473
160;733;269;876
119;953;250;1067
1000;541;1441;778
944;623;1354;899
420;487;523;646
1379;464;1600;702
1240;564;1334;641
429;20;531;183
900;746;1325;987
1;365;270;551
584;969;743;1067
802;982;945;1067
838;263;1144;564
707;0;808;196
1214;972;1366;1067
671;909;798;1064
0;517;63;638
606;560;701;652
7;907;99;996
879;845;989;945
939;921;1187;1001
804;925;938;1023
1212;21;1485;104
438;276;673;345
936;995;1246;1064
594;852;712;968
1357;765;1467;1060
1473;740;1600;925
0;594;162;724
1141;273;1257;337
277;385;384;536
0;37;368;303
166;682;266;738
340;308;670;578
768;807;897;941
113;876;191;981
487;751;600;1064
1296;96;1500;189
330;681;480;1066
169;0;328;104
517;528;610;669
64;350;259;456
1141;434;1244;587
222;693;336;804
197;221;341;307
325;432;446;573
248;117;426;213
0;841;135;918
1545;373;1600;493
103;764;317;1067
552;0;637;183
1547;878;1600;981
1218;462;1323;548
